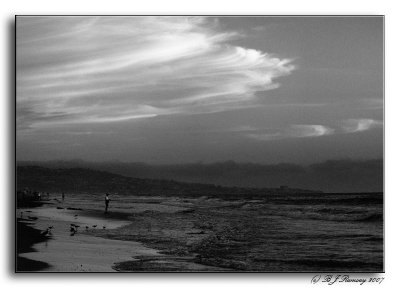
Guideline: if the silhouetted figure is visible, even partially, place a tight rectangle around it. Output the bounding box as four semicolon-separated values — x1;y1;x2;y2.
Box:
70;224;78;236
104;193;110;214
62;192;65;201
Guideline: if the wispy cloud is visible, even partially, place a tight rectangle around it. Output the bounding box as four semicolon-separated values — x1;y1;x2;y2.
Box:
341;118;383;133
17;16;295;130
246;118;383;142
290;125;334;137
229;125;259;132
359;98;384;110
248;124;334;141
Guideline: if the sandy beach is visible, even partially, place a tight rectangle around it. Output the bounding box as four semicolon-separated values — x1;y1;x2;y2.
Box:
16;196;228;272
16;191;383;272
17;205;157;272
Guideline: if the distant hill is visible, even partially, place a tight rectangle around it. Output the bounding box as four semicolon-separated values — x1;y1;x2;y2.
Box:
17;159;383;193
16;166;322;198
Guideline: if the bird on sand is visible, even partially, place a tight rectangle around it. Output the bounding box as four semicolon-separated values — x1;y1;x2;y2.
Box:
92;225;97;228
41;228;52;236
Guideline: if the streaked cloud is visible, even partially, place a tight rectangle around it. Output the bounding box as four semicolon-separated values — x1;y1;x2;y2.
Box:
342;119;383;133
359;98;383;110
17;16;295;130
246;118;383;142
229;125;259;132
290;125;334;137
248;124;334;141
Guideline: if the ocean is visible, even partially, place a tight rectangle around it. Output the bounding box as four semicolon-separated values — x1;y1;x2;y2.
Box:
202;192;384;271
22;191;383;272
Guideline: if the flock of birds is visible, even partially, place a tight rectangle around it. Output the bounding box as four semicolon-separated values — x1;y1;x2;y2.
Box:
20;210;107;237
69;222;107;236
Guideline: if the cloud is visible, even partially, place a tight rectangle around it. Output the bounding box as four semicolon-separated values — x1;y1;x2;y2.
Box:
359;98;383;110
251;26;268;32
246;117;384;141
289;125;334;137
17;16;295;130
342;119;383;133
245;118;383;142
247;124;334;141
229;125;259;132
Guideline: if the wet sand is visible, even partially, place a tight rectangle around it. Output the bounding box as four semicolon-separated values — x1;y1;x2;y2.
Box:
16;192;383;272
17;206;158;272
16;198;226;272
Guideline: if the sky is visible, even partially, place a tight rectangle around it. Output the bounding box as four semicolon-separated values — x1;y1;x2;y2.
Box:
16;16;384;164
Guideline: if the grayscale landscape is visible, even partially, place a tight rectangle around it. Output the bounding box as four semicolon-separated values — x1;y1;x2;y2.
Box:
16;16;383;272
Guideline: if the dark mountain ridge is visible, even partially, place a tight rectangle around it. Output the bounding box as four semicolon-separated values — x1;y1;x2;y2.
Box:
16;165;322;198
17;159;383;193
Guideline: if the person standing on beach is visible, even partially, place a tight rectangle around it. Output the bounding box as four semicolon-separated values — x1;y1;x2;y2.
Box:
62;192;65;201
105;193;110;214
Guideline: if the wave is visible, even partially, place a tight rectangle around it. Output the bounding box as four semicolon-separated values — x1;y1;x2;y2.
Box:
282;258;383;270
268;209;382;223
355;213;383;222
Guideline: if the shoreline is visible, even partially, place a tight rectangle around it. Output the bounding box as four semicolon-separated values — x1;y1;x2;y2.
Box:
16;200;227;272
16;193;382;272
16;204;160;272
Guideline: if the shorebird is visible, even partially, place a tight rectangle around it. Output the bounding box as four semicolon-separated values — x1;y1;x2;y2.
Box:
41;228;51;236
102;225;106;229
92;225;97;228
85;226;89;231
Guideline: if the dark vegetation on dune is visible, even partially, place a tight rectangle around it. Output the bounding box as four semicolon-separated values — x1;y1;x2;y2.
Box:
17;165;322;198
